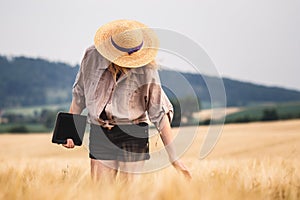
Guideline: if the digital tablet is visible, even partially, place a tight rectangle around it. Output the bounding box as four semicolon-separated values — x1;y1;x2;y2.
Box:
52;112;87;146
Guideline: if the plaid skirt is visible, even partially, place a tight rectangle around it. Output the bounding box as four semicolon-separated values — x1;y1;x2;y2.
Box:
89;122;150;162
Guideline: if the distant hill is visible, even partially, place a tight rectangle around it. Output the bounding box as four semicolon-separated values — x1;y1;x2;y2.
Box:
0;56;78;108
1;55;300;109
160;70;300;107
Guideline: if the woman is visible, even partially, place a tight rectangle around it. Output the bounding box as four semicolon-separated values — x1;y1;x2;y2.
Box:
63;19;191;180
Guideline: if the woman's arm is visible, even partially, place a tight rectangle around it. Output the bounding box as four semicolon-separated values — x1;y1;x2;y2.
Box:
69;98;84;115
62;99;84;148
160;115;192;179
63;54;86;149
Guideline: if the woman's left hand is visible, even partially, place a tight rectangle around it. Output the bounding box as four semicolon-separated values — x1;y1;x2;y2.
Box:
172;160;192;180
62;138;75;148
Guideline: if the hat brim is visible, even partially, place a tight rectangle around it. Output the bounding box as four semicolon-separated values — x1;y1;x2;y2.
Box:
94;20;159;68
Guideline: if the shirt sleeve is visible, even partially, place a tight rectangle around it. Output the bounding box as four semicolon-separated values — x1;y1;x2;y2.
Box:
72;53;86;111
147;70;174;131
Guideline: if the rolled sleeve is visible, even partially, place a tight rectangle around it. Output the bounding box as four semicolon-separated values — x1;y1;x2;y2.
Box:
147;83;174;132
72;55;86;111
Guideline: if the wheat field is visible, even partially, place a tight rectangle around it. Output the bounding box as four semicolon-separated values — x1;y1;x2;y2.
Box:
0;120;300;200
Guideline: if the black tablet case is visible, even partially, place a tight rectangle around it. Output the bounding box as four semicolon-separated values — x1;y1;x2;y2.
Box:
52;112;87;146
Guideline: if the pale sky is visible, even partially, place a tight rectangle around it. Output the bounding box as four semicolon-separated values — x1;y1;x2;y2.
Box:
0;0;299;90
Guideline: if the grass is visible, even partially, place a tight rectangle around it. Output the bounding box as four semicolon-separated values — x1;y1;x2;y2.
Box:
0;120;300;199
1;158;299;200
0;123;50;133
225;101;300;122
3;103;70;116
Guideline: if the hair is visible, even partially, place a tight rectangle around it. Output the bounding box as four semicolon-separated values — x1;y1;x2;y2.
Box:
108;59;159;81
108;63;129;82
147;60;159;69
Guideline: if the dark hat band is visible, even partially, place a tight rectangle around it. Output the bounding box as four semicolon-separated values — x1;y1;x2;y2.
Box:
111;36;143;55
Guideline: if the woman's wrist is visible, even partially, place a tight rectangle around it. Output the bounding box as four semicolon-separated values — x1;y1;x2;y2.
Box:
168;154;179;164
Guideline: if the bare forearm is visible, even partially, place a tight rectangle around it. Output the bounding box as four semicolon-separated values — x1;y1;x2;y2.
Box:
159;115;192;179
63;99;83;149
159;115;177;162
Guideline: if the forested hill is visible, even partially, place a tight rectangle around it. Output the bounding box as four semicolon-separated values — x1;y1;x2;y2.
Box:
161;72;300;107
0;56;78;107
1;55;300;108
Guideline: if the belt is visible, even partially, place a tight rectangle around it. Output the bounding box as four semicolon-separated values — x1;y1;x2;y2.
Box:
96;118;146;130
90;122;149;138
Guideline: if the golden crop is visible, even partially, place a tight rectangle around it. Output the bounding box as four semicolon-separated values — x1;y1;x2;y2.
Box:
1;120;300;200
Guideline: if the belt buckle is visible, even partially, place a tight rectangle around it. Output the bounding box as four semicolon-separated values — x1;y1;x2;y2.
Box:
97;118;114;130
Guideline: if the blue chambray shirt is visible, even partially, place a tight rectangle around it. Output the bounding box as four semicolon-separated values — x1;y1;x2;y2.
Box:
72;46;173;131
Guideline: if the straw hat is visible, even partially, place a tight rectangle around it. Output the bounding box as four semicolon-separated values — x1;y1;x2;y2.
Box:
94;19;159;68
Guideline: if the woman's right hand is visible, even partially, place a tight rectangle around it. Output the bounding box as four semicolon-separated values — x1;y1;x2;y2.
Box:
172;160;192;180
62;138;75;148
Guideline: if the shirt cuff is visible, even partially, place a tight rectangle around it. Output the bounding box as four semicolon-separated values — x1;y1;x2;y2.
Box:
72;90;86;111
153;105;174;132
